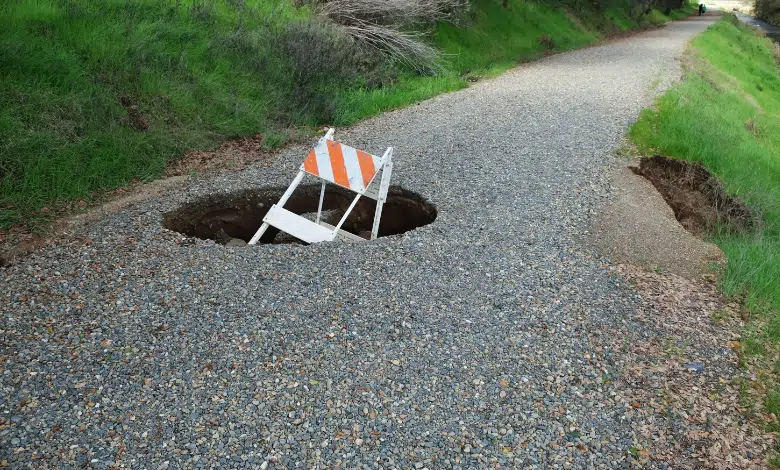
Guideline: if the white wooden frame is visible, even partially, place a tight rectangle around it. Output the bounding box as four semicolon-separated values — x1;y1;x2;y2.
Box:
248;129;392;245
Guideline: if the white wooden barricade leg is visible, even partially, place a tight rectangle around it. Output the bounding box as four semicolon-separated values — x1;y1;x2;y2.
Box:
370;148;393;240
248;170;304;245
333;192;362;234
315;181;326;225
314;129;334;226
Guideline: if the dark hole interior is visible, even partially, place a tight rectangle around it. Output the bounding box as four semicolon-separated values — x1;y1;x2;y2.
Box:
162;185;437;245
631;155;754;235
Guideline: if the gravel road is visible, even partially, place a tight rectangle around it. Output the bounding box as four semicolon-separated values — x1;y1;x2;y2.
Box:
2;16;721;469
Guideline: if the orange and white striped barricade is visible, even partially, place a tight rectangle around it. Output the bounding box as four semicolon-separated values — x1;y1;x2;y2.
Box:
248;128;393;245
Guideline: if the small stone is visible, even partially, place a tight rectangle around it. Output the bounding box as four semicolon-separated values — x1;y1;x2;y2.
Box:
683;363;704;372
355;439;364;446
226;238;247;247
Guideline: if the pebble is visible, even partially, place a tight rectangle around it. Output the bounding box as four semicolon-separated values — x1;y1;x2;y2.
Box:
684;363;705;372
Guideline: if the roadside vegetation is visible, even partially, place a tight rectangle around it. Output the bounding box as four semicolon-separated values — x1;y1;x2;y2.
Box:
629;15;780;445
0;0;692;231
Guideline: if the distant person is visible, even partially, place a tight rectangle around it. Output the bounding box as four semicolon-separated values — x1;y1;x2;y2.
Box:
699;3;705;15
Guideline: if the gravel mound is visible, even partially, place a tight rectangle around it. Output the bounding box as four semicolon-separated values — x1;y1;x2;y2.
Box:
1;17;733;469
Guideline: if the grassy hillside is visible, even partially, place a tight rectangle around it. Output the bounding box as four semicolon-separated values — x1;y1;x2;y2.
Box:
629;16;780;437
0;0;691;230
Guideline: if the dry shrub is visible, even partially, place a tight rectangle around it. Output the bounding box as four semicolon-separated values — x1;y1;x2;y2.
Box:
755;0;780;26
773;40;780;65
745;118;761;136
281;21;359;122
320;0;466;26
315;0;468;71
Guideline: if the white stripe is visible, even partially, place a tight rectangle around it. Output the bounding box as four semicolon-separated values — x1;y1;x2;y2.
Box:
372;154;383;173
313;140;334;183
341;145;365;193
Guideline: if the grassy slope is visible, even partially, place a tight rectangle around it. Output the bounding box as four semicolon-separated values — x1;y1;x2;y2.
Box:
0;0;691;229
0;0;307;228
629;17;780;432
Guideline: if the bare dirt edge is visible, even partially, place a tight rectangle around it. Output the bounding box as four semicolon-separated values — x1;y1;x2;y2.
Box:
0;176;188;267
590;163;726;281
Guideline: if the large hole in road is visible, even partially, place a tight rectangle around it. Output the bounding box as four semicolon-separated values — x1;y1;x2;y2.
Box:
632;155;754;235
163;185;437;245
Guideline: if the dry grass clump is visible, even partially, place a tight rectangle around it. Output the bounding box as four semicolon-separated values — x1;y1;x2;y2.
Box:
315;0;468;70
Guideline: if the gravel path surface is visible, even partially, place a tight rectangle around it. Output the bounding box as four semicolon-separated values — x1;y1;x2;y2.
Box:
2;17;726;469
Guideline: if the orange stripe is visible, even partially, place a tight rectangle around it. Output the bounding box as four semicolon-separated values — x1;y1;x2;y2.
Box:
356;150;376;187
327;141;349;188
303;150;319;176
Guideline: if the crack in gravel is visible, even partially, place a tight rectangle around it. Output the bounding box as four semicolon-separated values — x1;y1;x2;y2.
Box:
1;16;747;470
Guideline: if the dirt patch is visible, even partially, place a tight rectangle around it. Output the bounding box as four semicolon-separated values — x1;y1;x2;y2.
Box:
163;185;437;245
538;34;556;51
632;155;754;235
168;134;281;177
119;95;149;131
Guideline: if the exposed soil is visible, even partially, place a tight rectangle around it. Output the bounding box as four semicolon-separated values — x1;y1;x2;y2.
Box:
119;95;149;131
163;185;437;245
632;155;754;235
167;135;272;177
590;166;725;280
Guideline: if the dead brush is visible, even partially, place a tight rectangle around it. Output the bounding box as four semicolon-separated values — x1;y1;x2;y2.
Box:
314;0;468;71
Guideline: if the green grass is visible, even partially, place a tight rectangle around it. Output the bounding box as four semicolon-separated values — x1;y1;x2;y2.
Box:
0;0;309;228
434;1;596;74
630;18;780;317
629;16;780;434
0;0;691;229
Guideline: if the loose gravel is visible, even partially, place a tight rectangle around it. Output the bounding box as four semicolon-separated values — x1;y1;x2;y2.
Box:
1;16;732;469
